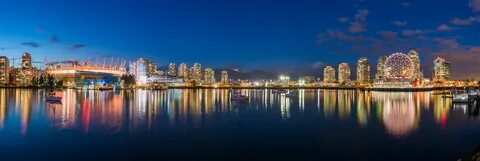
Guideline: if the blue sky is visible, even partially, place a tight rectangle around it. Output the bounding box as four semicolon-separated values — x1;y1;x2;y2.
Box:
0;0;480;79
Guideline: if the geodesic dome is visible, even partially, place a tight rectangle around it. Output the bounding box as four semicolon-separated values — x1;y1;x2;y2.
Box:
385;53;413;79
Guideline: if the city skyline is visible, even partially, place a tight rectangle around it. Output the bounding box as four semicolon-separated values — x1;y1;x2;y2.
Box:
1;0;480;79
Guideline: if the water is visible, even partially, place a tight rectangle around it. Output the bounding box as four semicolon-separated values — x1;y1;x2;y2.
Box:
0;89;479;161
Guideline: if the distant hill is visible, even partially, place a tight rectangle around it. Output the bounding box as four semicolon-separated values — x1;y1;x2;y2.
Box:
214;69;277;81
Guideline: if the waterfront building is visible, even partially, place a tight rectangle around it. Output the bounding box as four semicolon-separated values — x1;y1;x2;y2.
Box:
221;70;229;83
178;63;188;79
19;52;33;85
323;66;336;83
204;68;215;83
168;63;177;77
46;58;126;87
376;56;387;79
338;63;350;84
408;50;422;79
0;56;9;85
192;63;202;82
356;57;370;83
374;53;415;87
147;60;157;77
433;57;451;82
129;58;148;85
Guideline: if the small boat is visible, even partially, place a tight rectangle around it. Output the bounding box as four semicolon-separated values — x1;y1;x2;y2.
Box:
452;91;478;103
150;84;169;90
285;93;297;97
232;90;249;100
46;92;62;102
98;85;114;90
232;95;249;100
273;89;288;94
285;90;298;97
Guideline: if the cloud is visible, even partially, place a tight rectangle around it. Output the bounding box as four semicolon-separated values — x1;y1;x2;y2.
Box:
450;16;480;25
338;17;350;23
435;46;480;79
312;61;325;69
377;31;398;42
318;29;369;43
35;27;45;33
391;20;408;26
436;24;455;31
355;9;369;22
434;38;459;49
50;35;60;43
72;44;85;49
470;0;480;12
0;47;12;51
349;21;367;33
400;2;411;7
21;42;40;48
401;29;424;36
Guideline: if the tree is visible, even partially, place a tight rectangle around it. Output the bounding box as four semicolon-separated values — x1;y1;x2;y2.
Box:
31;77;39;87
47;74;55;87
121;74;136;86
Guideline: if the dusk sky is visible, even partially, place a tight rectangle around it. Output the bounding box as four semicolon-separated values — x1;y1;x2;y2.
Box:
1;0;480;79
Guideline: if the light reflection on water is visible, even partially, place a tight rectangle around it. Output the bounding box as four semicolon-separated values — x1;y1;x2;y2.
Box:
0;88;477;137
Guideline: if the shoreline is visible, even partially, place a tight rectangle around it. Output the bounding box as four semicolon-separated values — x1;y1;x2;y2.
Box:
0;86;476;92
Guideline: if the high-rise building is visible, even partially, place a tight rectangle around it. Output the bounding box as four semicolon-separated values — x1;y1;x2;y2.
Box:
204;68;215;83
21;52;32;70
0;56;9;85
168;63;177;77
128;58;148;84
192;63;202;82
376;56;387;79
20;52;33;85
323;66;336;83
147;60;157;77
408;50;422;79
433;57;451;82
356;57;370;83
221;70;229;83
338;63;350;83
178;63;188;79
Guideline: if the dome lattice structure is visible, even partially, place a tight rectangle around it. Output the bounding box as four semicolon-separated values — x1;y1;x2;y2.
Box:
385;53;414;79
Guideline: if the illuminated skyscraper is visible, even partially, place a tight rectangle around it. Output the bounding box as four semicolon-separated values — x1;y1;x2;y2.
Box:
433;57;451;82
178;63;188;79
168;63;177;77
192;63;202;82
323;66;336;83
221;70;229;83
204;68;215;83
21;52;32;70
356;57;370;83
147;60;157;77
128;58;148;84
376;56;387;79
408;50;422;79
0;56;9;85
19;52;33;85
338;63;350;83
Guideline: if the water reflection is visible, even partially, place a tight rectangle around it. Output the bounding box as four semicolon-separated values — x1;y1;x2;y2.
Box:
373;92;418;137
0;89;476;138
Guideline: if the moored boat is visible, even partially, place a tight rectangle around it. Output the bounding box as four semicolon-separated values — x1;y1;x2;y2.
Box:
46;91;62;102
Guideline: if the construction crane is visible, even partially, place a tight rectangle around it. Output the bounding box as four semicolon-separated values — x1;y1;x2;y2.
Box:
10;57;45;69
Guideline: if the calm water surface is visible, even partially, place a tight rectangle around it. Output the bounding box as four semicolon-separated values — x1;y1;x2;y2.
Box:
0;89;479;161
